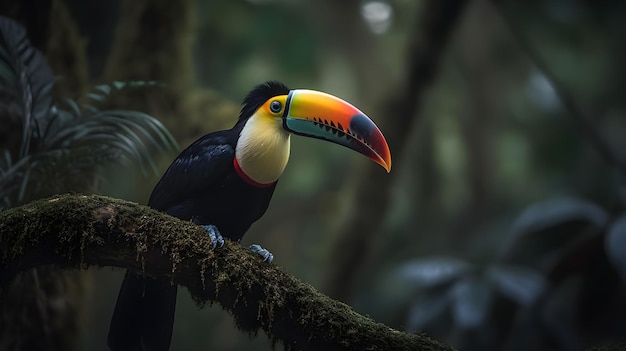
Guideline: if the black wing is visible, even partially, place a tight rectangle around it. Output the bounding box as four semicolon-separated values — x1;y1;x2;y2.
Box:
148;131;235;212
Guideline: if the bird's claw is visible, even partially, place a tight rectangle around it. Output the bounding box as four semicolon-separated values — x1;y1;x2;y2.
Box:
202;225;224;249
249;244;273;263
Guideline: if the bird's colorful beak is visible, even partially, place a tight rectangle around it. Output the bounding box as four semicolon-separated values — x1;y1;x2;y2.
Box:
282;89;392;172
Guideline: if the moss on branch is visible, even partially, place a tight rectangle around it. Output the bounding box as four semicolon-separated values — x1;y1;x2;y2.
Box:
0;194;454;351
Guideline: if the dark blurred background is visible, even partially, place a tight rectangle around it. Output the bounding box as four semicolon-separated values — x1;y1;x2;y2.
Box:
1;0;626;350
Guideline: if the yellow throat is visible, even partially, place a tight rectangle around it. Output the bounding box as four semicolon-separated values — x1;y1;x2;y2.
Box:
235;113;291;185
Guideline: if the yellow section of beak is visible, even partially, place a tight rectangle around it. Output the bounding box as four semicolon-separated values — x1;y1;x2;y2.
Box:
283;89;391;172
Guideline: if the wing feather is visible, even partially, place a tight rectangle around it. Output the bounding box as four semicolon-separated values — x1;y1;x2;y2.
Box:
148;132;234;212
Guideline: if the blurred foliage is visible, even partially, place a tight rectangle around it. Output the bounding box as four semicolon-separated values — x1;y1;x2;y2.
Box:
2;0;626;350
0;17;176;209
0;14;175;351
387;197;624;350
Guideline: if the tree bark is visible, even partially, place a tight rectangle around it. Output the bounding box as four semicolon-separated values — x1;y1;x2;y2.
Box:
0;194;455;351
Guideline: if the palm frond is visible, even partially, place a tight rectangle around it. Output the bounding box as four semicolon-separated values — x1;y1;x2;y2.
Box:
86;80;164;103
0;17;178;210
40;106;177;176
0;16;56;158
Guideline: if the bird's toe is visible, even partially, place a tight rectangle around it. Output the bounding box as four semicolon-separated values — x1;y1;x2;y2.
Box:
249;244;273;263
202;224;225;249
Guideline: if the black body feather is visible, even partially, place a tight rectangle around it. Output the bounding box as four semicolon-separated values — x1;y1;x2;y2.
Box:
108;82;290;351
149;129;277;238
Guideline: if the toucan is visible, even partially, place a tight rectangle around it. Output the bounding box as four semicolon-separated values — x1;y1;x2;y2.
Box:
107;81;391;351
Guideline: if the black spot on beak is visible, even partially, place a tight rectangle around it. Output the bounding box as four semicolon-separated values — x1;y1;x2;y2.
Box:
349;114;374;144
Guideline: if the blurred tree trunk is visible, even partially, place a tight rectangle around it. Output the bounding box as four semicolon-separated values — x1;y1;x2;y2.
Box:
46;0;89;100
102;0;239;147
101;0;239;204
322;0;469;301
303;0;391;100
450;0;499;253
102;0;194;141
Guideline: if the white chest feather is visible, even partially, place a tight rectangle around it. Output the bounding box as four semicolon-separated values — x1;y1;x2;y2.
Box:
235;115;291;184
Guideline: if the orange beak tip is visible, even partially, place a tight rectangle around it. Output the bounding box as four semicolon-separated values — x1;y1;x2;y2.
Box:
383;159;392;173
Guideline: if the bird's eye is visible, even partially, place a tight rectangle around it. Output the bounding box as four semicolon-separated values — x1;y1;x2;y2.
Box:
269;100;282;113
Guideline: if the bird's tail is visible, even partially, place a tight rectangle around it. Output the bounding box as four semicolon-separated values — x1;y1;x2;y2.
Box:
108;271;177;351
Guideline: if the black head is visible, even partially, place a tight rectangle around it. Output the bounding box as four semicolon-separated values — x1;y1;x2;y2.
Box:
239;81;290;121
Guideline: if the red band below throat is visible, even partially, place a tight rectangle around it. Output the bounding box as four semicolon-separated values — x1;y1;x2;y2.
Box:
233;157;276;188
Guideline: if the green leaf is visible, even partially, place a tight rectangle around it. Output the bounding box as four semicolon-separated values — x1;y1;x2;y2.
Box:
487;264;546;305
511;198;608;234
0;17;177;207
406;293;451;332
86;92;106;102
451;278;492;328
504;198;608;262
86;80;164;104
93;84;111;95
0;16;56;156
397;257;473;288
112;81;126;90
606;215;626;282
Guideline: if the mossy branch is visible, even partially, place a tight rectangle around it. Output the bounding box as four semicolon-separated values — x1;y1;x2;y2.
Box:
0;194;454;351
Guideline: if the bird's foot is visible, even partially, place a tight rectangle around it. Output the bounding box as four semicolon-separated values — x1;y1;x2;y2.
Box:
202;225;225;249
249;244;273;263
